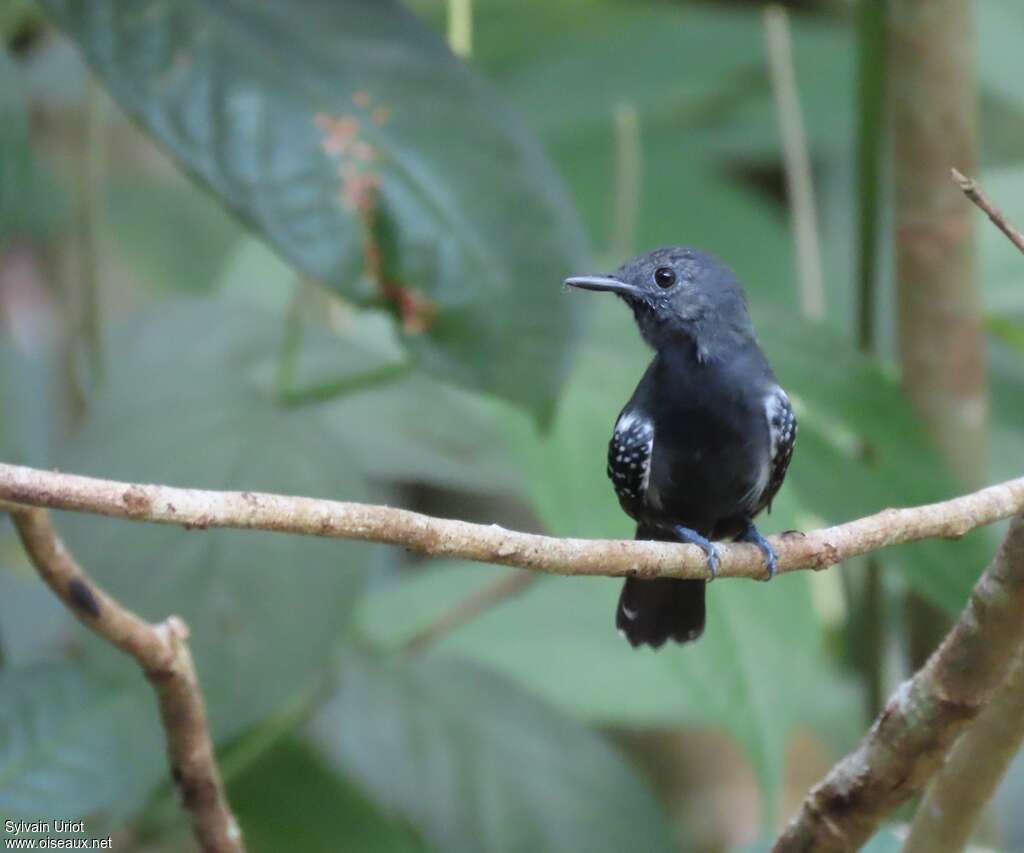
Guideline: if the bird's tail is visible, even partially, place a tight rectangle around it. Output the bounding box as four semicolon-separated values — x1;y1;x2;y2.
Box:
616;525;706;648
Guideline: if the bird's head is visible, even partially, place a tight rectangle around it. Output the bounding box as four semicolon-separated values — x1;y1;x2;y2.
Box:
564;246;754;358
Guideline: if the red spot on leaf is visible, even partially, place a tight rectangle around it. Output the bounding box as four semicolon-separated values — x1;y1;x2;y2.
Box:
315;113;360;156
314;101;428;333
354;181;436;334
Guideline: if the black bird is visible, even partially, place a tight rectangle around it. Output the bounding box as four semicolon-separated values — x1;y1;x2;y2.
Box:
565;247;796;649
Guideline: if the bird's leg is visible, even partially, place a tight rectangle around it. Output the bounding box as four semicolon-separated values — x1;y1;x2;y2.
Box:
737;520;778;580
671;526;720;580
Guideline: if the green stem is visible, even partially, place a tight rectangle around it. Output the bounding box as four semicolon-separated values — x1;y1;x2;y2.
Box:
854;0;887;352
447;0;472;58
849;0;889;716
77;78;106;386
610;102;641;260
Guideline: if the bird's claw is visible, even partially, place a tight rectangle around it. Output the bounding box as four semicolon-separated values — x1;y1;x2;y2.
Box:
706;546;720;580
672;526;720;581
739;523;778;581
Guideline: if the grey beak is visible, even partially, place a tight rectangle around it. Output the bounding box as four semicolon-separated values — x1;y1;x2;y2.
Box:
563;275;643;298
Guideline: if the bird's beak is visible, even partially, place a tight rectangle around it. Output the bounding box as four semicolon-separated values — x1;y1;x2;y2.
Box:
563;275;643;298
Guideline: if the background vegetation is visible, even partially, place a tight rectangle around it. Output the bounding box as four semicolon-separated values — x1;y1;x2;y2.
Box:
1;0;1023;850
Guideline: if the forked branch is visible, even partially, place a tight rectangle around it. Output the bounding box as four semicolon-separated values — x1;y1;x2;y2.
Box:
7;506;243;853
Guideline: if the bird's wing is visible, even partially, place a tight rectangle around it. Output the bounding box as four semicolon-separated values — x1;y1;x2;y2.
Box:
752;385;797;515
607;410;655;509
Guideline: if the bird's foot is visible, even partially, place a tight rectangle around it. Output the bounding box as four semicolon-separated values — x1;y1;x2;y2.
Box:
672;526;720;580
738;522;778;580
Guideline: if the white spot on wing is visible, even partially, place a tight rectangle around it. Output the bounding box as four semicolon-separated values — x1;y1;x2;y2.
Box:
742;387;791;511
766;386;794;462
610;410;655;505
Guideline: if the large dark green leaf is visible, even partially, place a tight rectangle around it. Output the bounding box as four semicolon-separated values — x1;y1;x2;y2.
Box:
57;298;377;740
41;0;588;420
475;1;853;157
214;239;527;494
354;558;859;825
0;665;163;821
309;653;676;853
54;294;535;745
228;737;428;853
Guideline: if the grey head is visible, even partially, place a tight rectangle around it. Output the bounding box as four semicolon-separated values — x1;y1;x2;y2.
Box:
564;247;755;360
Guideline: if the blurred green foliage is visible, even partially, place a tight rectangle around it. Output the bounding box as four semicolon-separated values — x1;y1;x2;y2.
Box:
2;0;1024;850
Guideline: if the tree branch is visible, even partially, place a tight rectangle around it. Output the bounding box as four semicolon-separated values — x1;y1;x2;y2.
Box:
7;505;244;853
953;167;1024;255
774;513;1024;853
1;462;1022;581
903;640;1024;853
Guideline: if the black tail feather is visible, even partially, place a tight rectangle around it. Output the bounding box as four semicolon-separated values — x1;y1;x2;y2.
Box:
616;524;707;648
617;577;706;648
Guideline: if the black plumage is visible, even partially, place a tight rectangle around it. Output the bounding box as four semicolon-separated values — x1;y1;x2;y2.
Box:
565;247;797;649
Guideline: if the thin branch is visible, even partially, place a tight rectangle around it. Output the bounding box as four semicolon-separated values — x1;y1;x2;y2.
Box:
446;0;472;58
764;4;825;321
7;506;243;853
903;640;1024;853
402;570;537;655
610;101;642;260
774;514;1024;853
0;462;1022;581
953;167;1024;256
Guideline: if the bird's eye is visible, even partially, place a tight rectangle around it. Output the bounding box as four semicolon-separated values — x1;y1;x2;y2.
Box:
654;267;677;288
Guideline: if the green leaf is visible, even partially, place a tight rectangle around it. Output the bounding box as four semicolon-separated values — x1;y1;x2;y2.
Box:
41;0;588;420
310;653;677;853
490;5;764;138
760;311;1001;612
0;665;164;821
321;374;526;496
53;293;532;749
480;2;852;157
103;175;245;295
217;238;526;494
56;298;377;740
355;562;858;826
228;736;427;853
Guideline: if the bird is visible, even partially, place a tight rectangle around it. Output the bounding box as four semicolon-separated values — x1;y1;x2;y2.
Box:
564;247;796;649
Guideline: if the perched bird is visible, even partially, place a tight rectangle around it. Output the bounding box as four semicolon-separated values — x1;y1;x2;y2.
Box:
564;247;796;649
